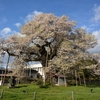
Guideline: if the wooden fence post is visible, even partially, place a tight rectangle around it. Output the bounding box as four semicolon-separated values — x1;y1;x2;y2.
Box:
72;91;74;100
33;91;37;100
0;89;4;98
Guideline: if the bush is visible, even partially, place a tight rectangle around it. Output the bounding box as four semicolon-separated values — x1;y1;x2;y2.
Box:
67;80;76;86
19;77;33;84
35;79;50;88
36;79;43;85
39;83;50;88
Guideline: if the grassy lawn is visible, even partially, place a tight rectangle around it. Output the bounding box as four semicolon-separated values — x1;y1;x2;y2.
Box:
0;84;100;100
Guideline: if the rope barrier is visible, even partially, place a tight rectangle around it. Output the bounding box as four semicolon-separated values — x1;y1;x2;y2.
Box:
4;91;24;94
75;92;100;94
1;90;100;95
38;92;70;94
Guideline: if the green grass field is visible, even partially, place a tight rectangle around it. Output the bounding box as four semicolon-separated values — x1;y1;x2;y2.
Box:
0;84;100;100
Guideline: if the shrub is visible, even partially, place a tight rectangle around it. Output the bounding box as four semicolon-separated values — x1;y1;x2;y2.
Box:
39;83;50;88
36;78;43;85
67;80;76;86
19;77;33;84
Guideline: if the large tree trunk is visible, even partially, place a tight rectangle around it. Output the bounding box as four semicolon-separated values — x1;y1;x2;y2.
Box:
43;52;48;84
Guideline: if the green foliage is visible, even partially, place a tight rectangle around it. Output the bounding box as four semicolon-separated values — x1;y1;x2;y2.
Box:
67;80;76;86
36;78;50;88
19;77;33;84
39;83;50;88
36;78;43;85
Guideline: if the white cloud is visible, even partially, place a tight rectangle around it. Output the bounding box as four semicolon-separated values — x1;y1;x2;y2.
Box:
0;28;11;34
81;25;93;32
92;30;100;39
89;30;100;54
15;23;21;27
0;27;18;37
33;10;43;16
92;4;100;23
0;27;25;38
25;10;43;22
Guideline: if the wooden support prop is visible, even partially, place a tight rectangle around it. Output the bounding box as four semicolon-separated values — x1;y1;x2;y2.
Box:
72;91;74;100
75;70;78;86
83;72;86;87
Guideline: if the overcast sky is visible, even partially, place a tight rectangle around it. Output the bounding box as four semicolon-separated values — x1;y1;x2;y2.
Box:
0;0;100;54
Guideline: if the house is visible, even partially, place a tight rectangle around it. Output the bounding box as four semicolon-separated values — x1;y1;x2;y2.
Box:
25;61;44;80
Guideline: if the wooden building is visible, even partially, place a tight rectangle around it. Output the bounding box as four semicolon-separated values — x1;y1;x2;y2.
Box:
52;74;67;86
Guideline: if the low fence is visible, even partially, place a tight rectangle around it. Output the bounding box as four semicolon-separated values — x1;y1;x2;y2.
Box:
0;89;100;100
